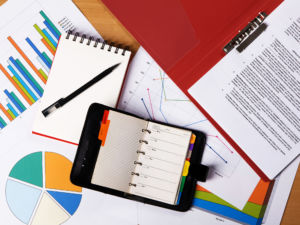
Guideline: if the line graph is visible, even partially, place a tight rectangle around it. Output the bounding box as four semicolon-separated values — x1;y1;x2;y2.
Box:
206;143;228;164
118;49;241;178
141;98;152;120
147;88;155;120
207;135;234;154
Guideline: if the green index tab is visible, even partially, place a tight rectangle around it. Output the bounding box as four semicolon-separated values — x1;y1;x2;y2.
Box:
9;152;43;188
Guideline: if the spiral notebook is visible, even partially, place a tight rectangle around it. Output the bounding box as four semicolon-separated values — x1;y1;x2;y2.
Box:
71;103;209;210
33;32;131;145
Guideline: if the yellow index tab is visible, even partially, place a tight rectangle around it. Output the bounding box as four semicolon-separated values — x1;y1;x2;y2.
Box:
182;161;190;176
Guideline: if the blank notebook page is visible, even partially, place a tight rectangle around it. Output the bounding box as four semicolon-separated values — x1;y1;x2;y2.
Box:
33;32;131;144
91;111;147;192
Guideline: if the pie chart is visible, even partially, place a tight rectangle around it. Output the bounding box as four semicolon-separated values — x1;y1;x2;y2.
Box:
6;152;82;225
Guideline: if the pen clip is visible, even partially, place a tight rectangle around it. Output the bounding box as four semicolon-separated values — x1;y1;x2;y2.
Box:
42;98;65;117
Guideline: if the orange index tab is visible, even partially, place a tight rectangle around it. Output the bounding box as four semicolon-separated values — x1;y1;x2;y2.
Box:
98;110;110;146
190;134;196;144
98;120;110;146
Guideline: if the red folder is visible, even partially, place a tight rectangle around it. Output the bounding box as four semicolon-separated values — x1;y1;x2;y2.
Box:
101;0;284;180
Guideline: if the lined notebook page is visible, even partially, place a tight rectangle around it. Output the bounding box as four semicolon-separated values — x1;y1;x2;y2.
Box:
129;122;192;204
91;111;147;192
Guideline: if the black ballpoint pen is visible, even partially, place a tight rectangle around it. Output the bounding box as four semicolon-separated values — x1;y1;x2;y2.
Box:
42;62;121;117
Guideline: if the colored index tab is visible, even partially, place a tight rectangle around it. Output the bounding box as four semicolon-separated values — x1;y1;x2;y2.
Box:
102;110;109;124
98;110;110;146
98;120;110;146
190;134;196;144
182;160;190;176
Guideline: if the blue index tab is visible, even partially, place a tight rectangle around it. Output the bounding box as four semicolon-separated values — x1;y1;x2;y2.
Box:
4;89;24;113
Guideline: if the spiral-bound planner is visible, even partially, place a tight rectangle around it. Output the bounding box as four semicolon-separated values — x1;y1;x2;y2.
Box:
33;32;131;145
92;110;191;204
71;103;209;211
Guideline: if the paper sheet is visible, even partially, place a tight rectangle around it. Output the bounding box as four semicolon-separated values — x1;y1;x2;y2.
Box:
0;0;139;224
189;0;300;179
118;47;260;209
262;157;300;225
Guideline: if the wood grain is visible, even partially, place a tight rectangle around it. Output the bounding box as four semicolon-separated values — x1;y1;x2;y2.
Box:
73;1;300;224
0;0;7;6
73;0;140;54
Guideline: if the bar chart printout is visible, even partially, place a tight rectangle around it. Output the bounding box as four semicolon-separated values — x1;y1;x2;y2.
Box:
0;10;61;130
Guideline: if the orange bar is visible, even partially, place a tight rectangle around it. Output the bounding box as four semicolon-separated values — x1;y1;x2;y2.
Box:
0;104;13;121
0;64;33;105
7;36;47;84
248;179;270;205
196;185;210;193
41;38;55;56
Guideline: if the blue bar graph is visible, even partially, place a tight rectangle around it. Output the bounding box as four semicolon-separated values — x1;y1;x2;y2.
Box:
45;28;58;42
4;90;24;113
0;10;62;128
43;20;60;40
10;92;26;111
42;29;57;47
7;65;38;101
36;56;50;73
7;98;20;114
9;57;42;97
25;37;51;69
0;116;6;127
7;103;18;117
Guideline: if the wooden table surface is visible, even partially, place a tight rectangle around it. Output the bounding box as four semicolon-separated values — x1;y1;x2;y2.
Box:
0;0;299;224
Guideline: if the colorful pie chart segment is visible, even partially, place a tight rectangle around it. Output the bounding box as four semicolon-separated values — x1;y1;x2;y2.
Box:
45;152;82;192
6;152;82;225
9;152;43;188
6;179;42;224
47;190;82;215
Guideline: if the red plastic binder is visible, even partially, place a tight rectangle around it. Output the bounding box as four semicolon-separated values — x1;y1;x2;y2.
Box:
101;0;284;180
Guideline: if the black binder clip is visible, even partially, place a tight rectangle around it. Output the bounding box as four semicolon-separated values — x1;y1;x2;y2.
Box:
223;12;268;54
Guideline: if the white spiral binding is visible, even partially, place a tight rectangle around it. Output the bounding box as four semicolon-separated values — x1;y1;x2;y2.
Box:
129;129;152;188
